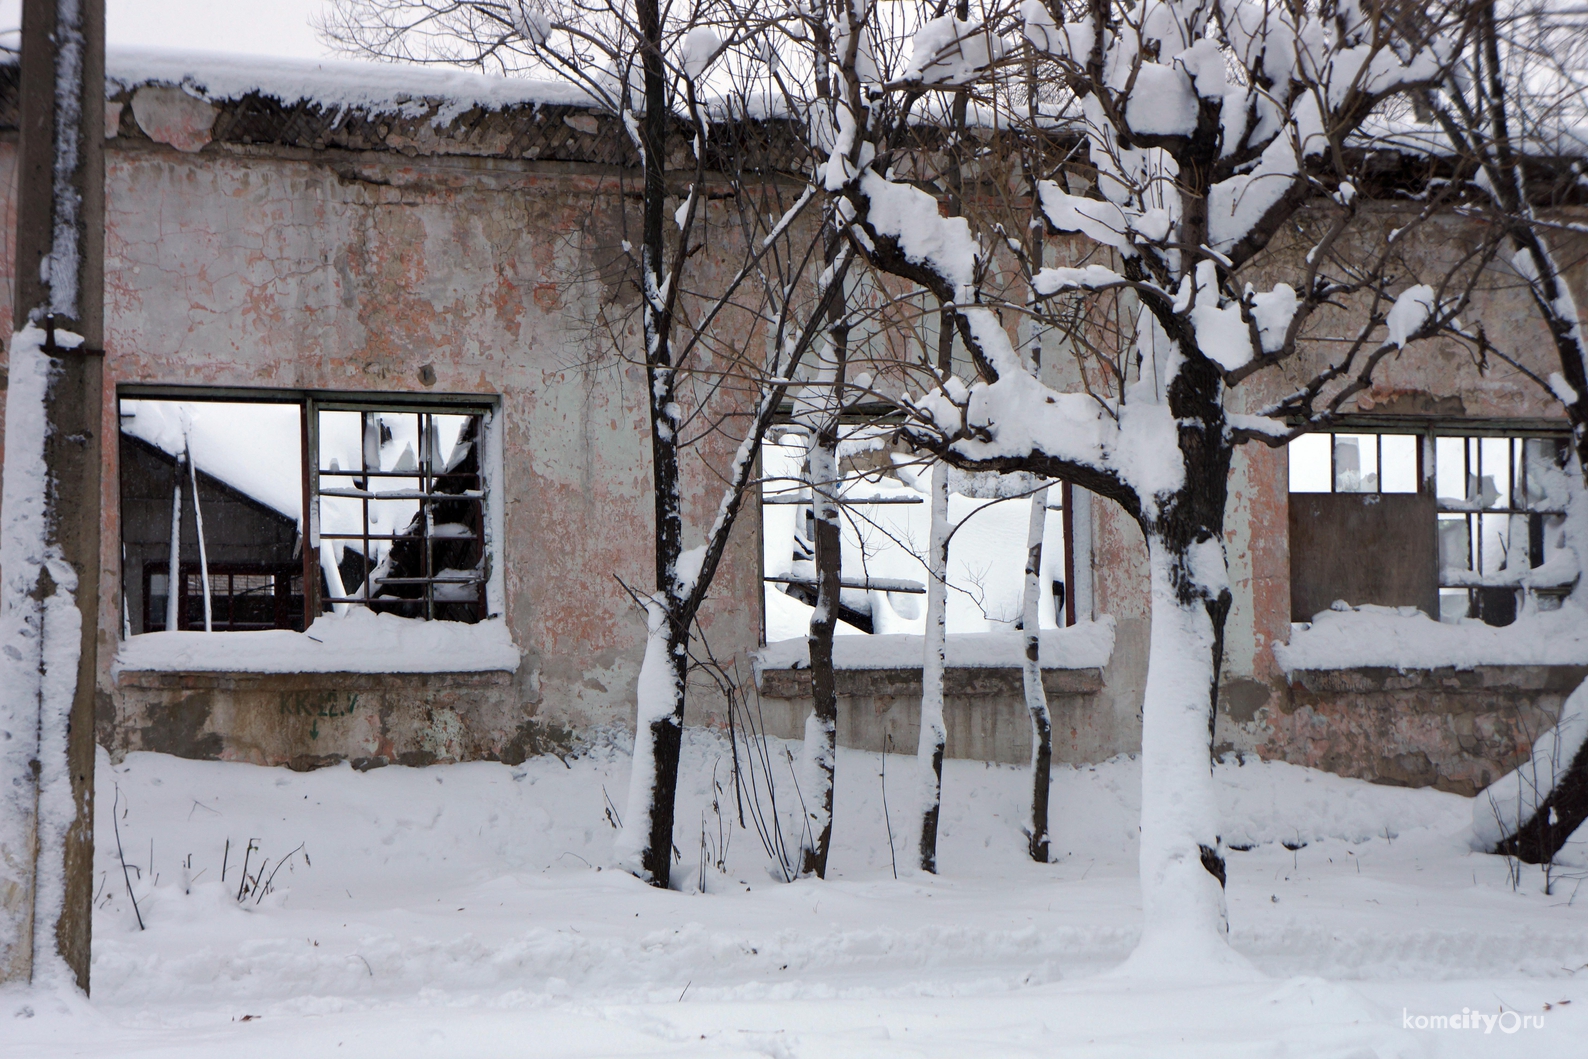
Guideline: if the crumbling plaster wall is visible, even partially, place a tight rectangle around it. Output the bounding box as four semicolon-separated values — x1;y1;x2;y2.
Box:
1218;203;1588;787
0;133;766;764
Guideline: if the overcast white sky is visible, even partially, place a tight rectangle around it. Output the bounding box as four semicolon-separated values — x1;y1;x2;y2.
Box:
0;0;338;60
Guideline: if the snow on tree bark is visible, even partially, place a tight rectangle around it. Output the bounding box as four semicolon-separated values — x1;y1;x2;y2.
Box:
1021;487;1052;863
1433;0;1588;864
814;0;1462;957
916;461;950;874
800;431;841;878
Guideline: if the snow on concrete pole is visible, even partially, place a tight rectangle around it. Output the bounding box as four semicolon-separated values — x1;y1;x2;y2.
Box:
0;0;105;992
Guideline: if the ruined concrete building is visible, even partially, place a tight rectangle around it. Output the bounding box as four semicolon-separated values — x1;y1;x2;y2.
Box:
0;50;1583;794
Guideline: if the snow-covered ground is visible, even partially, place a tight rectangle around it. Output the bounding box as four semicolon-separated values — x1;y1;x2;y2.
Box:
7;736;1588;1057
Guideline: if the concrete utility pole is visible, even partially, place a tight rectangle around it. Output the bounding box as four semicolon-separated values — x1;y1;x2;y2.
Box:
0;0;105;991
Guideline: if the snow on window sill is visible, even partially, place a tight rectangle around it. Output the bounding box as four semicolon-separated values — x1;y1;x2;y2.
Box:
1274;604;1588;674
114;610;520;675
753;618;1115;674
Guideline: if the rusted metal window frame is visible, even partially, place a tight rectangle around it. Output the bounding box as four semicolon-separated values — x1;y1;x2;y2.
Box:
307;397;492;624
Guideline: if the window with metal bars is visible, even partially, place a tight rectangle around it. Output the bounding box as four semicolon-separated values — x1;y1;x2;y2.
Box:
312;405;489;623
144;564;304;632
118;391;495;635
1432;434;1572;625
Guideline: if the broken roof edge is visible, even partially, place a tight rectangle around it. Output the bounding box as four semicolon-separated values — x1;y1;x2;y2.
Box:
104;46;599;122
0;47;807;169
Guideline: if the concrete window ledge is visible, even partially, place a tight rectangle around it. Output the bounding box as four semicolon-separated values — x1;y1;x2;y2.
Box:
1289;664;1588;694
759;665;1103;700
111;613;522;676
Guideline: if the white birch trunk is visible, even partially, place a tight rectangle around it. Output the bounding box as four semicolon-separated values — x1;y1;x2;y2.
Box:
1022;487;1052;862
799;437;840;877
916;459;950;872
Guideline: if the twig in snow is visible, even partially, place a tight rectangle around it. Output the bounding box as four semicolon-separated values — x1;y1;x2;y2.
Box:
256;844;306;903
679;980;691;1001
112;785;145;930
881;734;898;881
601;786;623;829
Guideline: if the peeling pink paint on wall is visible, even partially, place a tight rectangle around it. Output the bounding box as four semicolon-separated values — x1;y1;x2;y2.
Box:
2;139;764;762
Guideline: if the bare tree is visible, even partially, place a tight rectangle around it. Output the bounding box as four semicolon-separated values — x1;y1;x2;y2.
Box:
1427;0;1588;864
326;0;851;889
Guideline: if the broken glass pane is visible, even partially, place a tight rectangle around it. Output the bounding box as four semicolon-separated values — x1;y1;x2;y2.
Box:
1434;436;1468;506
1333;434;1378;493
1479;437;1511;510
1379;435;1418;493
317;407;485;622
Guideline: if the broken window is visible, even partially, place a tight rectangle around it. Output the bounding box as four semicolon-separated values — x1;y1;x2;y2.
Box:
759;430;1077;642
118;392;494;635
1432;435;1571;625
1286;427;1570;627
313;404;488;622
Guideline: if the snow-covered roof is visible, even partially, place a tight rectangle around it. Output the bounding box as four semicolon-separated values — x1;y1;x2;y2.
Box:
120;399;302;522
104;46;596;123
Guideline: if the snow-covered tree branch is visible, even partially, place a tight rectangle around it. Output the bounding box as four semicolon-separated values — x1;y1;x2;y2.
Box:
802;0;1484;963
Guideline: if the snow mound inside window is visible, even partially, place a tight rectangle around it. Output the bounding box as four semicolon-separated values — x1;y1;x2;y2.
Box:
1275;604;1588;673
115;609;520;674
106;46;596;126
755;617;1115;673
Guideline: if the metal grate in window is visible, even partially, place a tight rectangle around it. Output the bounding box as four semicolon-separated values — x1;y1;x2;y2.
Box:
312;405;489;623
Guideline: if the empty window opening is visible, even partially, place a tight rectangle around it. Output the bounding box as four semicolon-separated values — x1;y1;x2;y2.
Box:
760;430;1073;642
120;399;305;634
119;393;494;635
314;406;487;622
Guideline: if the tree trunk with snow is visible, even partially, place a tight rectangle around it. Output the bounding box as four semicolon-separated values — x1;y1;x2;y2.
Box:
916;460;950;873
809;0;1465;965
613;0;690;889
617;597;691;885
1021;488;1052;863
800;429;841;878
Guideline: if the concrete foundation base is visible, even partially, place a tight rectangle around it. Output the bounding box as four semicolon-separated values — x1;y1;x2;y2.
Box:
107;668;557;770
754;667;1106;766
